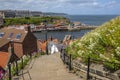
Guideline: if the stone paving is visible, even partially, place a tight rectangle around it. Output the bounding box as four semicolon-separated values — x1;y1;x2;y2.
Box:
19;53;81;80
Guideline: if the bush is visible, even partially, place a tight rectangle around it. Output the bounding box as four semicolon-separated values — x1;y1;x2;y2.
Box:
67;16;120;71
3;16;70;26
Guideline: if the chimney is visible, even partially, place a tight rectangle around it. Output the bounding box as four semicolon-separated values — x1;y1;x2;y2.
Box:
25;24;31;32
8;41;14;55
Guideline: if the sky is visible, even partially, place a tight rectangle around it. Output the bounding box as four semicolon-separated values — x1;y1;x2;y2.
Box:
0;0;120;15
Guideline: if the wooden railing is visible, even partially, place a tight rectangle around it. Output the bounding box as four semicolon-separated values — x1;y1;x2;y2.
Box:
60;48;72;71
60;48;120;80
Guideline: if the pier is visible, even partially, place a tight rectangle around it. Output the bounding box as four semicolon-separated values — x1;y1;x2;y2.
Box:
32;26;96;32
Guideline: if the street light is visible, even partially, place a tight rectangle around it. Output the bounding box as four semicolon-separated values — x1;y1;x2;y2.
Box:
43;20;48;55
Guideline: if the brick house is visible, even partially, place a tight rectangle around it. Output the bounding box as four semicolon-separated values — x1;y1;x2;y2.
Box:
0;25;38;79
0;25;38;59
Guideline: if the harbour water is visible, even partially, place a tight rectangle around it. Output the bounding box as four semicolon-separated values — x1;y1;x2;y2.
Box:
34;30;90;40
34;15;119;40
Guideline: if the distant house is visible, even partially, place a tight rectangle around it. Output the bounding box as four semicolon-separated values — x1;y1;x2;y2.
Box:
0;17;3;26
37;38;60;54
73;22;82;26
0;10;43;18
0;25;38;59
0;10;15;18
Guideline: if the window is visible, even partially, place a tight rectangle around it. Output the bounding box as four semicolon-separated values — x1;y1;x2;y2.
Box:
0;32;5;38
15;34;21;39
8;33;13;39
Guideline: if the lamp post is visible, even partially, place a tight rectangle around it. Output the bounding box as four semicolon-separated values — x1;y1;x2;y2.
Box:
43;20;48;55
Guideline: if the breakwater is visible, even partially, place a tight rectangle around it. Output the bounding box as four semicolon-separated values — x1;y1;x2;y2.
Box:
32;26;96;32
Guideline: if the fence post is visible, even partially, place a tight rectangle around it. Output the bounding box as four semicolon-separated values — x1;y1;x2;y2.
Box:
60;48;63;58
69;54;72;71
8;63;12;80
63;49;65;64
46;43;48;55
15;60;18;76
87;57;90;80
21;58;24;69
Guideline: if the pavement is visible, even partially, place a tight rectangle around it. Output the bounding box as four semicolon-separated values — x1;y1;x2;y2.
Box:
18;53;80;80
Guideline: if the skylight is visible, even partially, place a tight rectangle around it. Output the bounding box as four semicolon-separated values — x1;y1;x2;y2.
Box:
15;34;21;39
8;33;13;39
0;32;5;38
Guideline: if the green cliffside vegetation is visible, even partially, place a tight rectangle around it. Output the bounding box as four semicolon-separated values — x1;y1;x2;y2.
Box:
3;16;70;26
66;16;120;71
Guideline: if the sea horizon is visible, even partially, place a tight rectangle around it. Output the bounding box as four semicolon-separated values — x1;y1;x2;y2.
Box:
67;15;119;26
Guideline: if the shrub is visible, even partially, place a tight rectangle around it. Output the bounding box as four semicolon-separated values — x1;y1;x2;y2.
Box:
67;16;120;71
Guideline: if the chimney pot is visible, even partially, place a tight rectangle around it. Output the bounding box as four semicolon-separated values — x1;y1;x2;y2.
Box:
25;25;31;32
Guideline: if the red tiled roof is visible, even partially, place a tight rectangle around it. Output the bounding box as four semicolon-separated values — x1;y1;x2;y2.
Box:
0;52;9;69
37;40;47;52
40;42;47;52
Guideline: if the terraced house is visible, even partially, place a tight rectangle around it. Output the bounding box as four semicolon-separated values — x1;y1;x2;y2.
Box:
0;25;38;79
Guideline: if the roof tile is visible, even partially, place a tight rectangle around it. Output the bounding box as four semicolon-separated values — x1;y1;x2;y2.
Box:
0;52;9;69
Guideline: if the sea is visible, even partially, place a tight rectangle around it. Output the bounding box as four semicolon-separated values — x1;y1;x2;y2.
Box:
67;15;119;26
34;15;119;40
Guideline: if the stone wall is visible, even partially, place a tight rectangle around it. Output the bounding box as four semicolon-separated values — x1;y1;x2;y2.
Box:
72;60;120;80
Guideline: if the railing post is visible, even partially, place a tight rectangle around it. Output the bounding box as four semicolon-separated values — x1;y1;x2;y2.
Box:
87;57;90;80
46;42;48;55
69;54;72;71
15;60;18;76
21;58;24;69
8;63;12;80
60;48;63;58
63;49;65;64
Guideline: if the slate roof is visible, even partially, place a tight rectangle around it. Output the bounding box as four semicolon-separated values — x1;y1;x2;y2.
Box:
0;38;10;48
0;27;27;43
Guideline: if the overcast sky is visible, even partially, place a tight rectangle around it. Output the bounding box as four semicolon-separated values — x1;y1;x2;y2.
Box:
0;0;120;15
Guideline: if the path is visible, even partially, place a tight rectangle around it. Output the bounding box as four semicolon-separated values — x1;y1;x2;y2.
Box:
19;53;80;80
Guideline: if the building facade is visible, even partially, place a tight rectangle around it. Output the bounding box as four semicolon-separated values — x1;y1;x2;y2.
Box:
0;25;38;58
0;10;43;18
0;10;15;18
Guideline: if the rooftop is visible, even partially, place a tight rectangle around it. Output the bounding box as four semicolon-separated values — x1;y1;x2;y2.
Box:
0;51;9;69
0;26;29;46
